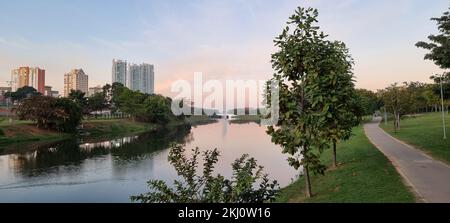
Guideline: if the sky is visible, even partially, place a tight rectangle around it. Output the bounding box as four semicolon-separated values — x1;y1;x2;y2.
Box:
0;0;449;97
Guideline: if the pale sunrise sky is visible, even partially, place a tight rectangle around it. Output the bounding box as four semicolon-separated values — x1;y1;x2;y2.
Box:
0;0;448;96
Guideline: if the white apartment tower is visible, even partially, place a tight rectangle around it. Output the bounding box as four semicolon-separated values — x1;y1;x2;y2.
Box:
127;63;154;94
112;59;127;86
112;59;154;94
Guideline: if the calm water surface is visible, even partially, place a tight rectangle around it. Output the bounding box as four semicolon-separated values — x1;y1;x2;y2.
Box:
0;120;298;202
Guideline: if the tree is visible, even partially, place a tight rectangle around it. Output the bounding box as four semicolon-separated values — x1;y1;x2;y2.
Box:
87;92;107;113
141;95;172;124
14;95;82;132
115;87;146;120
381;83;415;133
416;7;450;70
14;96;59;129
356;89;382;115
5;86;40;102
266;7;352;197
68;90;88;113
54;98;83;132
131;143;279;203
314;41;360;168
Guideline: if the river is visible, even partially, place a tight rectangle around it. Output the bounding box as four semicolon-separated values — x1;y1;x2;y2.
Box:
0;120;298;202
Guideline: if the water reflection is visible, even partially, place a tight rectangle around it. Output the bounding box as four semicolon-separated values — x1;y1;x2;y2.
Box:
0;120;297;202
5;125;192;179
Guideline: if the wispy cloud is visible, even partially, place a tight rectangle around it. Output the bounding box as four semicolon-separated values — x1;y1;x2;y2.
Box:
0;36;33;50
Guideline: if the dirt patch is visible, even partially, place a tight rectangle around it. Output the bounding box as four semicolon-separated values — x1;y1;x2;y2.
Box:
2;124;59;137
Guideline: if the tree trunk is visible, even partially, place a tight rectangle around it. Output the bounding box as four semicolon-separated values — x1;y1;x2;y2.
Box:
304;165;312;198
393;112;398;133
332;140;337;168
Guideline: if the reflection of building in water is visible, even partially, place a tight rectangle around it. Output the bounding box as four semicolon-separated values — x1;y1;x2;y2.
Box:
79;136;139;152
222;118;228;139
7;151;38;173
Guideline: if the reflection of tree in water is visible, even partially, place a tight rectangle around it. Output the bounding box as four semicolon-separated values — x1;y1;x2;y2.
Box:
7;124;192;177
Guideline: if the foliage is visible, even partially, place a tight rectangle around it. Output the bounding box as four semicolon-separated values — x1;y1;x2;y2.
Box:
356;89;382;115
5;86;40;102
416;7;450;102
113;85;183;125
416;7;450;69
380;83;416;132
14;95;82;133
131;143;279;203
68;90;87;108
54;97;83;132
266;7;359;197
430;73;450;100
141;95;172;124
87;92;108;112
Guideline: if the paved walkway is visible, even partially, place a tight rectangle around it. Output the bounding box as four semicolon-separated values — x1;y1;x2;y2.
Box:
364;117;450;203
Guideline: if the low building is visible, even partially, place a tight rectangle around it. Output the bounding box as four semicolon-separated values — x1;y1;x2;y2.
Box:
88;85;103;97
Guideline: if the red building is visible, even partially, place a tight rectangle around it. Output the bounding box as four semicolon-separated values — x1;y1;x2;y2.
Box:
11;67;45;94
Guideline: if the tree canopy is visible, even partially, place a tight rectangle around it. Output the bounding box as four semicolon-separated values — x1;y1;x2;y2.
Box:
266;7;359;197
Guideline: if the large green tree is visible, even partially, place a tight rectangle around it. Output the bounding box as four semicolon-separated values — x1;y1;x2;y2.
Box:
416;7;450;69
266;7;355;197
416;7;450;110
14;95;82;133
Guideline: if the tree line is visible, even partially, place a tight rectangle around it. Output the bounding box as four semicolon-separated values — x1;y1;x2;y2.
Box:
8;82;184;133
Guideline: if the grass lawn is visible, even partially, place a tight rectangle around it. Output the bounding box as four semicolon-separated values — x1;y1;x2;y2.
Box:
0;120;70;148
230;115;261;124
276;126;416;203
81;119;155;137
381;112;450;163
185;115;218;126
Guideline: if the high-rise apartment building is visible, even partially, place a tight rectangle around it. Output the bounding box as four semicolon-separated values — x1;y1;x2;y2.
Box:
112;59;127;86
127;63;154;94
140;63;154;94
112;59;155;94
10;67;45;94
64;69;88;97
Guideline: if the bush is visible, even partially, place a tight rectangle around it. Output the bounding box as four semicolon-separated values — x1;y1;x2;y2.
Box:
131;143;279;203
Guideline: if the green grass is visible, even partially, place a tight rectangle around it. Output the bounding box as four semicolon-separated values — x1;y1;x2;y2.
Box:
81;119;155;137
230;115;261;124
381;112;450;163
276;126;416;203
185;115;218;126
0;119;154;150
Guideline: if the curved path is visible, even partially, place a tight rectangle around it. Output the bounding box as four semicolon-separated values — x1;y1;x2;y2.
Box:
364;117;450;203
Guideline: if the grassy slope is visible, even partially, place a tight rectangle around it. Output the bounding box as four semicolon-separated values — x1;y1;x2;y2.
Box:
381;112;450;163
276;126;415;203
0;119;154;149
82;119;154;137
230;115;261;124
0;119;69;147
185;116;218;126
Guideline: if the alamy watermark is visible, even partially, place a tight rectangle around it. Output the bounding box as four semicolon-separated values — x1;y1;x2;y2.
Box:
170;72;279;125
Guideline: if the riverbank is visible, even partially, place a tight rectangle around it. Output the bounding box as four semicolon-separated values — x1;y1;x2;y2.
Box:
0;118;155;150
185;115;218;126
276;125;416;203
229;115;261;124
381;112;450;163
